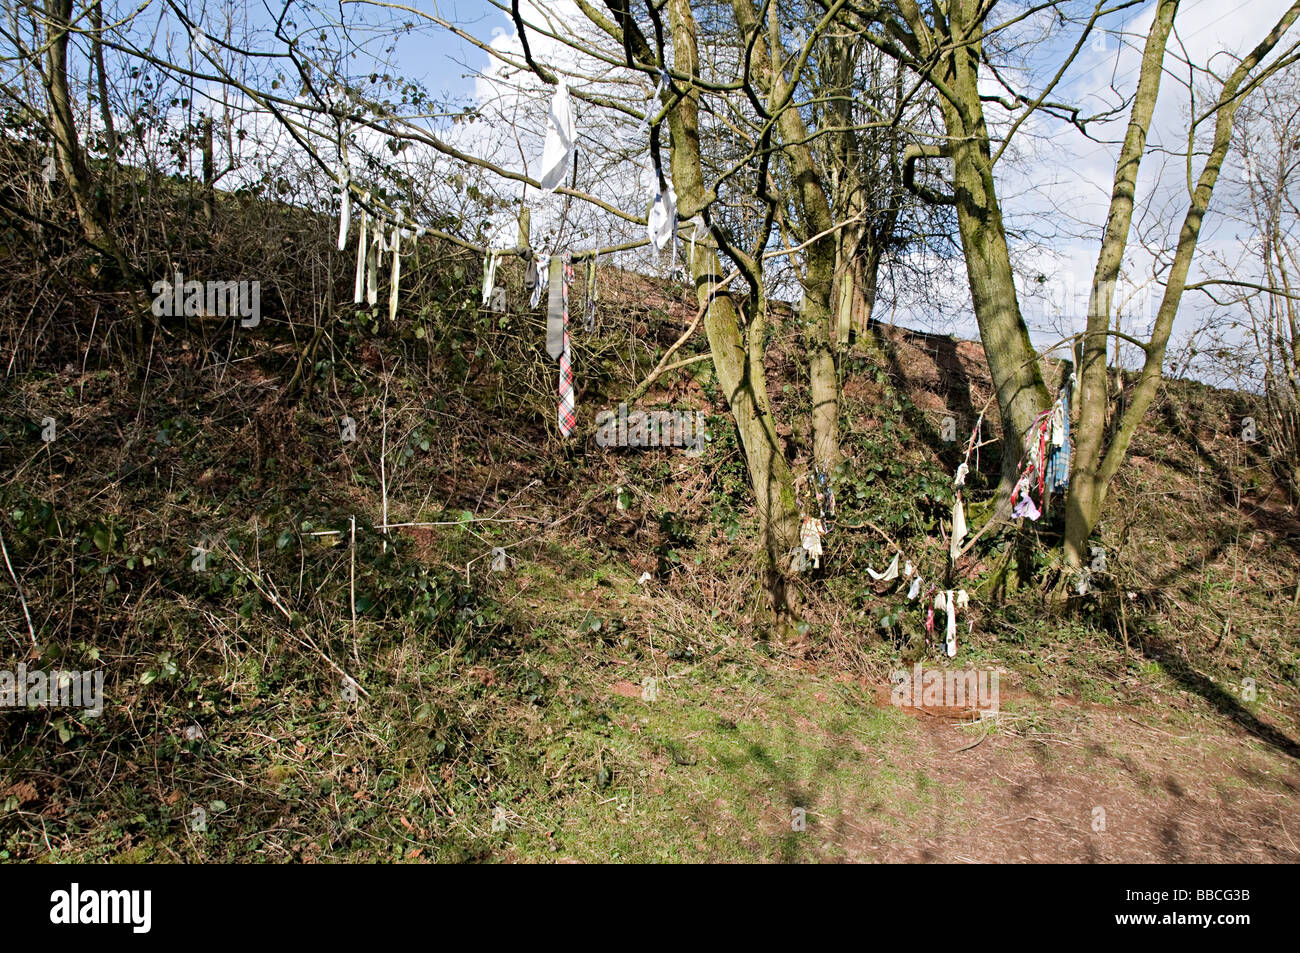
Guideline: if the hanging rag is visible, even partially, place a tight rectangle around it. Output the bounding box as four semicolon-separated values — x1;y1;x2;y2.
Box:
814;468;835;522
388;211;403;324
1044;387;1072;494
799;517;825;568
954;462;969;487
866;552;900;581
524;255;538;304
647;182;678;252
337;178;350;252
539;81;577;192
584;256;598;332
904;560;914;578
1010;407;1052;520
365;224;380;307
687;216;708;265
1011;486;1041;521
336;122;351;252
907;575;922;601
950;494;966;562
353;194;369;304
939;590;957;657
557;256;576;437
1034;414;1050;501
546;256;565;358
481;250;499;308
531;254;550;310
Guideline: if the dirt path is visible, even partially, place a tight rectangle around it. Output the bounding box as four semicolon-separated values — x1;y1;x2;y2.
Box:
840;699;1300;863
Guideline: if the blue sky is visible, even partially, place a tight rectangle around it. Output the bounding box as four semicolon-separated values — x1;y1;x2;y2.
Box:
385;0;501;102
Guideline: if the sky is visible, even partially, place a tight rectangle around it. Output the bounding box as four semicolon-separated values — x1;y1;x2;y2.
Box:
990;0;1298;376
388;1;501;101
383;0;1297;383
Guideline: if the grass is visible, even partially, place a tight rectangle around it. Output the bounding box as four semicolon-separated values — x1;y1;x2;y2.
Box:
496;639;917;863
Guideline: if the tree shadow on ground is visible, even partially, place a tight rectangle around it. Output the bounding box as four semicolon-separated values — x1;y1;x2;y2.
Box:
1111;593;1300;761
869;322;998;480
1156;395;1300;560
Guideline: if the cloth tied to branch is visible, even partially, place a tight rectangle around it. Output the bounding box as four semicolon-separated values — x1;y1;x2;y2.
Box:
539;81;576;192
648;183;678;252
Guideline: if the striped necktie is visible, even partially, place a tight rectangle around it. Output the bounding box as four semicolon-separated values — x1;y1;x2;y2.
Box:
558;256;576;437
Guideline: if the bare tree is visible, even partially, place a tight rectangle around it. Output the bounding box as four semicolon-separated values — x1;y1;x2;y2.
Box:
1067;0;1300;568
1197;60;1300;500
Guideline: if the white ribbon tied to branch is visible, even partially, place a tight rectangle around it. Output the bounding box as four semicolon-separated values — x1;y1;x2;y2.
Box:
538;81;576;192
353;191;369;304
647;182;677;252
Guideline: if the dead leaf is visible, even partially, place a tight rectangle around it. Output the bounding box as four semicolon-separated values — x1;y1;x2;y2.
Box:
612;680;642;699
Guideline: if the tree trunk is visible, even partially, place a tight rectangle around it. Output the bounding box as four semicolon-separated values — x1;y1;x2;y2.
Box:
44;0;143;354
89;2;117;165
805;251;842;475
667;0;801;624
45;0;108;250
1066;0;1179;568
731;0;842;474
933;5;1050;503
202;115;216;228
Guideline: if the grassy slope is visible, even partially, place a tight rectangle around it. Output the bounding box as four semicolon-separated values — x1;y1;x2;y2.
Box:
1;245;1297;863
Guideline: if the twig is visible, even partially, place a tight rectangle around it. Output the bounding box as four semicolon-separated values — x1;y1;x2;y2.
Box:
380;372;390;551
952;724;993;753
350;515;359;670
221;544;370;698
1126;716;1190;740
0;527;37;649
626;267;739;403
834;519;903;555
